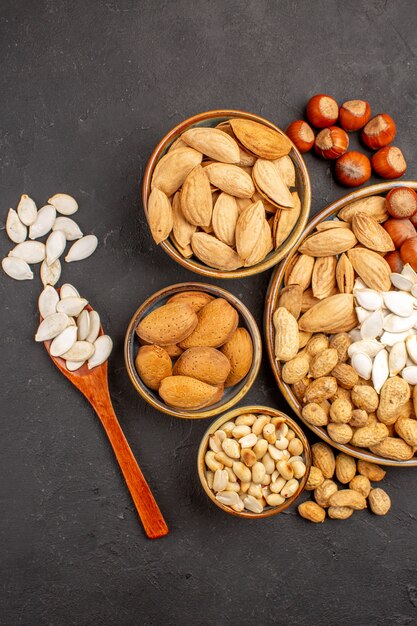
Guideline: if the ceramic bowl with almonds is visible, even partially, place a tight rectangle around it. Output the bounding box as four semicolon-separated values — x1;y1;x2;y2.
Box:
265;181;417;466
142;109;311;279
124;282;262;419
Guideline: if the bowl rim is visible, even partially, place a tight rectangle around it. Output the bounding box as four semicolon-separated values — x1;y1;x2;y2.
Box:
197;405;312;518
124;282;262;419
142;108;312;279
264;180;417;467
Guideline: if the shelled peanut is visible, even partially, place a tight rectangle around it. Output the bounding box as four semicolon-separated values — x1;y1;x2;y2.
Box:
204;413;306;514
148;118;302;270
135;290;253;409
273;189;417;461
298;444;391;522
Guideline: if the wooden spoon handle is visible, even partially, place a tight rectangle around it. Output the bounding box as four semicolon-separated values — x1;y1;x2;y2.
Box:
89;391;168;539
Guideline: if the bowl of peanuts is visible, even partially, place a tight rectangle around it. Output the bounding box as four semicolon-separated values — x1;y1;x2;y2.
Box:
197;405;312;518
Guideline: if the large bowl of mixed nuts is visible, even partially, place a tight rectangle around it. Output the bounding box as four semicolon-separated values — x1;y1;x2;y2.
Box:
265;181;417;466
197;406;311;518
124;282;262;419
142;109;311;279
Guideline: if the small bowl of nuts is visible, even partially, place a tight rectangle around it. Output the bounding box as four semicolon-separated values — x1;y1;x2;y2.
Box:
197;406;311;517
142;109;311;279
124;283;262;419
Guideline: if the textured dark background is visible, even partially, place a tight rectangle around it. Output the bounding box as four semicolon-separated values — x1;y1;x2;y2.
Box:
1;1;417;625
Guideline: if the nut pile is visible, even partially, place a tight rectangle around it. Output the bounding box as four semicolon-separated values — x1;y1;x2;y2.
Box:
204;412;306;514
135;291;253;409
286;94;406;187
148;118;302;270
3;193;98;284
274;189;417;460
36;283;112;371
298;443;391;522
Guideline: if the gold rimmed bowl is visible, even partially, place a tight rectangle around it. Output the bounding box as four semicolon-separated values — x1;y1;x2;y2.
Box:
124;282;262;419
264;181;417;467
142;109;311;279
197;406;312;518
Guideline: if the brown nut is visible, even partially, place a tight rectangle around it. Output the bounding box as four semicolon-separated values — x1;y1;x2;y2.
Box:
330;399;352;423
357;460;386;482
303;377;338;404
282;355;310;384
331;363;359;389
335;453;356;484
351;423;389;448
298;501;326;523
314;479;338;507
328;489;367;510
306;334;329;357
349;475;371;498
305;466;324;490
310;348;339;378
327;422;353;444
349;409;369;428
328;506;354;520
368;488;391;515
329;333;352;363
312;442;335;479
135;345;172;390
351;385;379;412
302;403;329;427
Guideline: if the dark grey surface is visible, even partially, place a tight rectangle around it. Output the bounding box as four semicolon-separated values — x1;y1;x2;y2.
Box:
1;1;417;625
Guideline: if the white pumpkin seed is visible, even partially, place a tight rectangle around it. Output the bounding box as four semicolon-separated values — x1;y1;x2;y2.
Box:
411;284;417;299
65;360;86;371
6;208;27;243
360;310;383;340
383;312;417;333
86;310;100;343
29;205;56;239
9;240;45;264
355;307;372;324
353;278;367;291
401;366;417;385
372;349;389;393
17;194;37;226
60;283;80;299
77;310;90;340
348;329;362;343
46;230;66;264
88;335;112;369
354;289;383;311
56;297;88;316
401;263;417;284
381;330;415;347
61;340;95;362
52;216;83;241
389;341;407;376
383;291;414;317
50;326;78;357
48;193;78;216
348;339;384;359
390;273;413;291
66;316;77;327
351;352;373;380
65;235;98;262
38;285;59;318
35;312;69;341
406;335;417;364
1;256;33;280
40;258;61;286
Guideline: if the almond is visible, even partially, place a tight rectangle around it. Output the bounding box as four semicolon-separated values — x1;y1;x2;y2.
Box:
212;193;239;246
337;195;388;223
181;165;212;227
167;291;214;312
286;254;315;290
151;146;203;196
230;118;292;160
352;213;395;252
298;293;355;333
147;188;173;244
252;159;294;208
336;253;355;293
273;307;299;361
159;375;222;409
173;347;231;385
171;190;196;248
235;200;265;263
273;191;301;248
135;345;172;390
170;233;193;258
181;127;240;163
299;229;357;256
191;232;242;271
274;155;296;187
179;298;238;349
220;327;253;387
244;218;273;267
204;163;255;198
277;284;303;319
312;256;337;300
136;301;198;346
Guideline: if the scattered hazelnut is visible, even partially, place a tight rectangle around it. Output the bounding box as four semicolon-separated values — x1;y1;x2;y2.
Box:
286;120;315;153
362;113;396;149
371;146;407;179
339;99;371;132
400;237;417;271
306;94;339;128
315;126;349;159
386;186;417;218
335;151;371;187
384;250;404;273
383;218;416;248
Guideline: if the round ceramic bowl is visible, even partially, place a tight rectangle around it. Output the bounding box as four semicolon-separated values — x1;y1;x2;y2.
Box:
197;405;312;518
125;282;262;419
264;180;417;467
142;109;311;279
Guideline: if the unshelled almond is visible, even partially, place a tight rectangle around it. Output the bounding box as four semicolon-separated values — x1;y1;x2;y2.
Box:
337;195;388;223
180;298;238;349
136;302;198;346
220;327;253;387
299;229;357;256
167;290;214;312
159;375;221;409
347;247;391;291
173;346;231;386
298;294;355;333
135;345;172;390
351;213;395;252
311;256;337;299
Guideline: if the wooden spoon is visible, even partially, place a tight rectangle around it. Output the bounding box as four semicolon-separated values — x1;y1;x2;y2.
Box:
43;306;168;540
